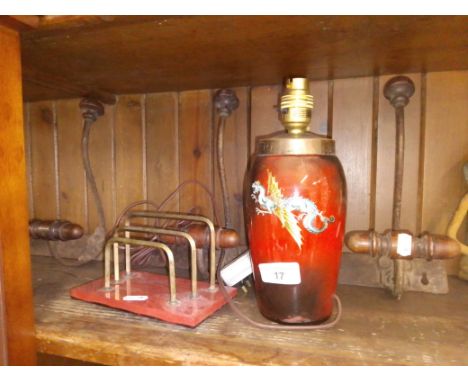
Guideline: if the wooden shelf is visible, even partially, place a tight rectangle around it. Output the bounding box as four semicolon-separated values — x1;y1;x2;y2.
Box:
32;255;468;365
17;16;468;102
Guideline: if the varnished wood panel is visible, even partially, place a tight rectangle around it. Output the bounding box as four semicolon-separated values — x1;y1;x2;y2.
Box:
56;99;86;226
25;71;468;274
309;80;329;136
29;101;57;219
421;71;468;274
250;85;282;154
23;104;34;218
87;104;115;231
33;256;468;365
0;239;7;365
0;25;37;365
145;92;179;212
114;95;145;216
332;77;374;233
178;90;214;218
375;74;421;232
20;16;468;102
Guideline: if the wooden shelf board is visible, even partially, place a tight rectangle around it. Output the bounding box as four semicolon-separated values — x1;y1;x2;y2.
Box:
32;255;468;365
20;16;468;102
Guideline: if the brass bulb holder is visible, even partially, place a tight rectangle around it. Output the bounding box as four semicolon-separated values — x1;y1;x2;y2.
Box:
279;77;314;134
255;76;333;156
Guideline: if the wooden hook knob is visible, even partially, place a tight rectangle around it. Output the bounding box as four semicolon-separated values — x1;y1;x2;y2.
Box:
383;76;415;108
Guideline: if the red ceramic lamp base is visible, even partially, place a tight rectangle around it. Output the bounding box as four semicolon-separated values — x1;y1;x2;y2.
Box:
70;271;237;328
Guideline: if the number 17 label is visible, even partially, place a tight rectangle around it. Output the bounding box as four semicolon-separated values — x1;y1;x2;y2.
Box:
258;262;301;285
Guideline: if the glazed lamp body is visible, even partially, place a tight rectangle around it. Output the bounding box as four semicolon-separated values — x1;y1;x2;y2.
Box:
245;145;346;324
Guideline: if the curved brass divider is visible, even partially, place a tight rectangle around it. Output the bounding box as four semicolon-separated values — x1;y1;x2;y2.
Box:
126;211;217;290
117;225;198;297
104;237;177;304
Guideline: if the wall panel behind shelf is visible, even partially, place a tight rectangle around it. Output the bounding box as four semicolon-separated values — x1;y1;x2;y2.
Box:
28;101;57;220
145;92;180;212
55;99;87;227
178;90;214;218
421;71;468;274
332;77;374;233
87;103;115;232
25;71;468;274
114;95;145;218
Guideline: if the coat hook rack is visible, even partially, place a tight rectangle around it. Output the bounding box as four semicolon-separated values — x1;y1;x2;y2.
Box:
345;76;460;298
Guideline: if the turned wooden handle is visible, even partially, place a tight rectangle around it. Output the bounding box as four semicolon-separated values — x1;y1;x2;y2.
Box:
157;223;240;249
29;219;84;241
345;229;460;260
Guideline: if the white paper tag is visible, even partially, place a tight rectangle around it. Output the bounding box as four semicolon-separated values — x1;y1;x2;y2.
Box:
258;262;301;285
397;233;412;257
123;295;148;301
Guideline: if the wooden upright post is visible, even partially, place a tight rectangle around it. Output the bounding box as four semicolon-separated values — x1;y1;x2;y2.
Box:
0;24;37;365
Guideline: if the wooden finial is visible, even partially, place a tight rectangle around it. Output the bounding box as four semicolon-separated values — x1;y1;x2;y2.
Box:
383;76;415;108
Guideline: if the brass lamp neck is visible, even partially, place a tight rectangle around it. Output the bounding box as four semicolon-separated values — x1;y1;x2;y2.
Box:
279;77;314;134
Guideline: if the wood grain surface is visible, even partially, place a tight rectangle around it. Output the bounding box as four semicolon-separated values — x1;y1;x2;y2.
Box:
25;72;468;276
86;103;115;231
32;256;468;365
178;90;214;218
114;95;145;216
29;101;57;219
250;85;282;154
332;77;374;233
56;99;87;225
0;239;7;365
18;16;468;102
145;93;180;212
309;80;329;136
421;71;468;274
0;25;37;365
